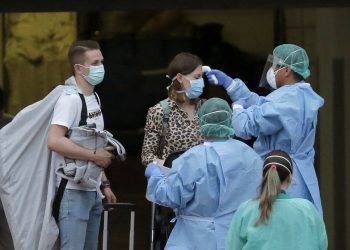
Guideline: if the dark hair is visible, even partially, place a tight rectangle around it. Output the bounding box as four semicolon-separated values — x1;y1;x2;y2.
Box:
167;52;203;103
256;150;293;225
292;71;304;82
67;40;101;67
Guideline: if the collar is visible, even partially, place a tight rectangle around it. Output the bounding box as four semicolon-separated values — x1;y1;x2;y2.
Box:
277;191;290;199
64;75;77;86
282;80;310;88
205;138;229;142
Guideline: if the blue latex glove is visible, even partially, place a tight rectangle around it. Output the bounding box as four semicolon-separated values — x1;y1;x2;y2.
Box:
205;69;234;89
145;162;163;178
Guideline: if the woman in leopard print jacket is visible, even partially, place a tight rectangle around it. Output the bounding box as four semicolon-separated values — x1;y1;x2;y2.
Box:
141;52;205;166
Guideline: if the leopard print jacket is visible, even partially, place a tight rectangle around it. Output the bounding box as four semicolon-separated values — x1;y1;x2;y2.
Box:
141;99;203;166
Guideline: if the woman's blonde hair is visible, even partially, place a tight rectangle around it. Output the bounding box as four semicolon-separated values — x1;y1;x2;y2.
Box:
256;150;293;225
167;52;203;104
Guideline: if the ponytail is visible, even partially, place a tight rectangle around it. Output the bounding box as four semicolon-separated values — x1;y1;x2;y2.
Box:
256;150;293;225
256;166;281;225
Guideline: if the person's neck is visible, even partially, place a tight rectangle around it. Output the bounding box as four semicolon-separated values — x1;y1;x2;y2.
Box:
178;98;194;108
75;75;94;95
280;181;290;191
279;76;300;87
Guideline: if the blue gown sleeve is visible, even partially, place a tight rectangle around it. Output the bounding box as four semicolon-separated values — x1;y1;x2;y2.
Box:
227;78;261;107
146;149;204;209
232;100;284;140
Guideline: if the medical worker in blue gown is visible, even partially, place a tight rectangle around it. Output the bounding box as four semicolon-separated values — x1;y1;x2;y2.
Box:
205;44;324;214
226;150;327;250
145;97;262;250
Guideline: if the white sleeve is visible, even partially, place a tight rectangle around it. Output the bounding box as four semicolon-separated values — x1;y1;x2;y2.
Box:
51;93;82;129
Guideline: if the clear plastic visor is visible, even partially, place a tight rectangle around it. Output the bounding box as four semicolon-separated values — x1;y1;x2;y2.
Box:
259;54;283;88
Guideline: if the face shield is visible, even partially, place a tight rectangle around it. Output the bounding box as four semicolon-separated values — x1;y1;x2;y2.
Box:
259;54;283;89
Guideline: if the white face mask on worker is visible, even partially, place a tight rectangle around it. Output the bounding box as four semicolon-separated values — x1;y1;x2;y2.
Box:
266;67;285;89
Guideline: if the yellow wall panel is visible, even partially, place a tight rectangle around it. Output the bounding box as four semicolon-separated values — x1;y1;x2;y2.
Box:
4;12;77;114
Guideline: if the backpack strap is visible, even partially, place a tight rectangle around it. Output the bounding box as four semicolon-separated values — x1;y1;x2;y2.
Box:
78;93;88;126
157;98;170;158
53;91;99;222
78;92;100;126
93;92;100;105
52;178;67;222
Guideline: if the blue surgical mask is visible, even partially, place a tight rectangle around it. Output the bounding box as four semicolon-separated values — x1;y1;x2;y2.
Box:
81;64;105;86
186;78;204;99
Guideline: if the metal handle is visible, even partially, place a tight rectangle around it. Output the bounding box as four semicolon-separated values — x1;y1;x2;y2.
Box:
129;210;135;250
102;202;136;250
104;202;135;210
103;210;109;250
150;202;156;250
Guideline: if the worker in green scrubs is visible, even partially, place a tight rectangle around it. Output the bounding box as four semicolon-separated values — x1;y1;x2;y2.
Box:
226;150;327;250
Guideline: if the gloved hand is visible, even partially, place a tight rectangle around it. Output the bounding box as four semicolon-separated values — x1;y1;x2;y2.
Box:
145;162;163;178
205;69;234;89
233;99;248;109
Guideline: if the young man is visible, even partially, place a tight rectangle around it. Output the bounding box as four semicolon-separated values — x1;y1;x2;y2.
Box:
205;44;324;214
48;40;116;250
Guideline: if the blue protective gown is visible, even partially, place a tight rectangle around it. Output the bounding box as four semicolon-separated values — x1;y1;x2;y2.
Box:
227;79;324;213
226;193;328;250
146;139;262;250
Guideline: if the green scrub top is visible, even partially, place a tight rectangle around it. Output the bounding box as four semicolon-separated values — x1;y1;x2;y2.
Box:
226;194;327;250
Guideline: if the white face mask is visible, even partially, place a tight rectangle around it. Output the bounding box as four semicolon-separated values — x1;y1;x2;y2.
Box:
266;66;286;89
266;67;277;89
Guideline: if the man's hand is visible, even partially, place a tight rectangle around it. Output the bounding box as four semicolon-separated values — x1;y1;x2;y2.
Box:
92;147;115;168
103;187;117;211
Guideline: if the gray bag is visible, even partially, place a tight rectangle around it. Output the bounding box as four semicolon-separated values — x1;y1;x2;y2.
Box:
56;125;126;197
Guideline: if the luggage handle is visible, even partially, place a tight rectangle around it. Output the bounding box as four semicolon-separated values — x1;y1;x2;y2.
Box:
104;202;135;211
103;202;135;250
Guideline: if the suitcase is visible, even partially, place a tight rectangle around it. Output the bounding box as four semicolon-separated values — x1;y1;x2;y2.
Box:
103;202;136;250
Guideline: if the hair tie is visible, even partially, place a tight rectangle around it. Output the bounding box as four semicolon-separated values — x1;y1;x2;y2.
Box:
271;164;277;170
265;155;292;167
263;162;291;174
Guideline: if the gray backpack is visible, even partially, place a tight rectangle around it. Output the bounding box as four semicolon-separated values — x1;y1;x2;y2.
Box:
56;125;126;194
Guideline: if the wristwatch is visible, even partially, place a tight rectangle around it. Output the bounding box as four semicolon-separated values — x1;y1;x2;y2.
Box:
101;180;111;189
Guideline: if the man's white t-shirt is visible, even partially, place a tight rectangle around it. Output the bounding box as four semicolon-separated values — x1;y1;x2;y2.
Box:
51;89;104;191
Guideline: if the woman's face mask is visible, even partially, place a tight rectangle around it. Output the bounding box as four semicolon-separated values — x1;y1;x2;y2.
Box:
80;64;105;86
185;77;204;99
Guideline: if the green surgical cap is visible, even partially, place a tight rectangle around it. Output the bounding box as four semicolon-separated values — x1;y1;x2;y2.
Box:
273;44;310;79
198;98;234;138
